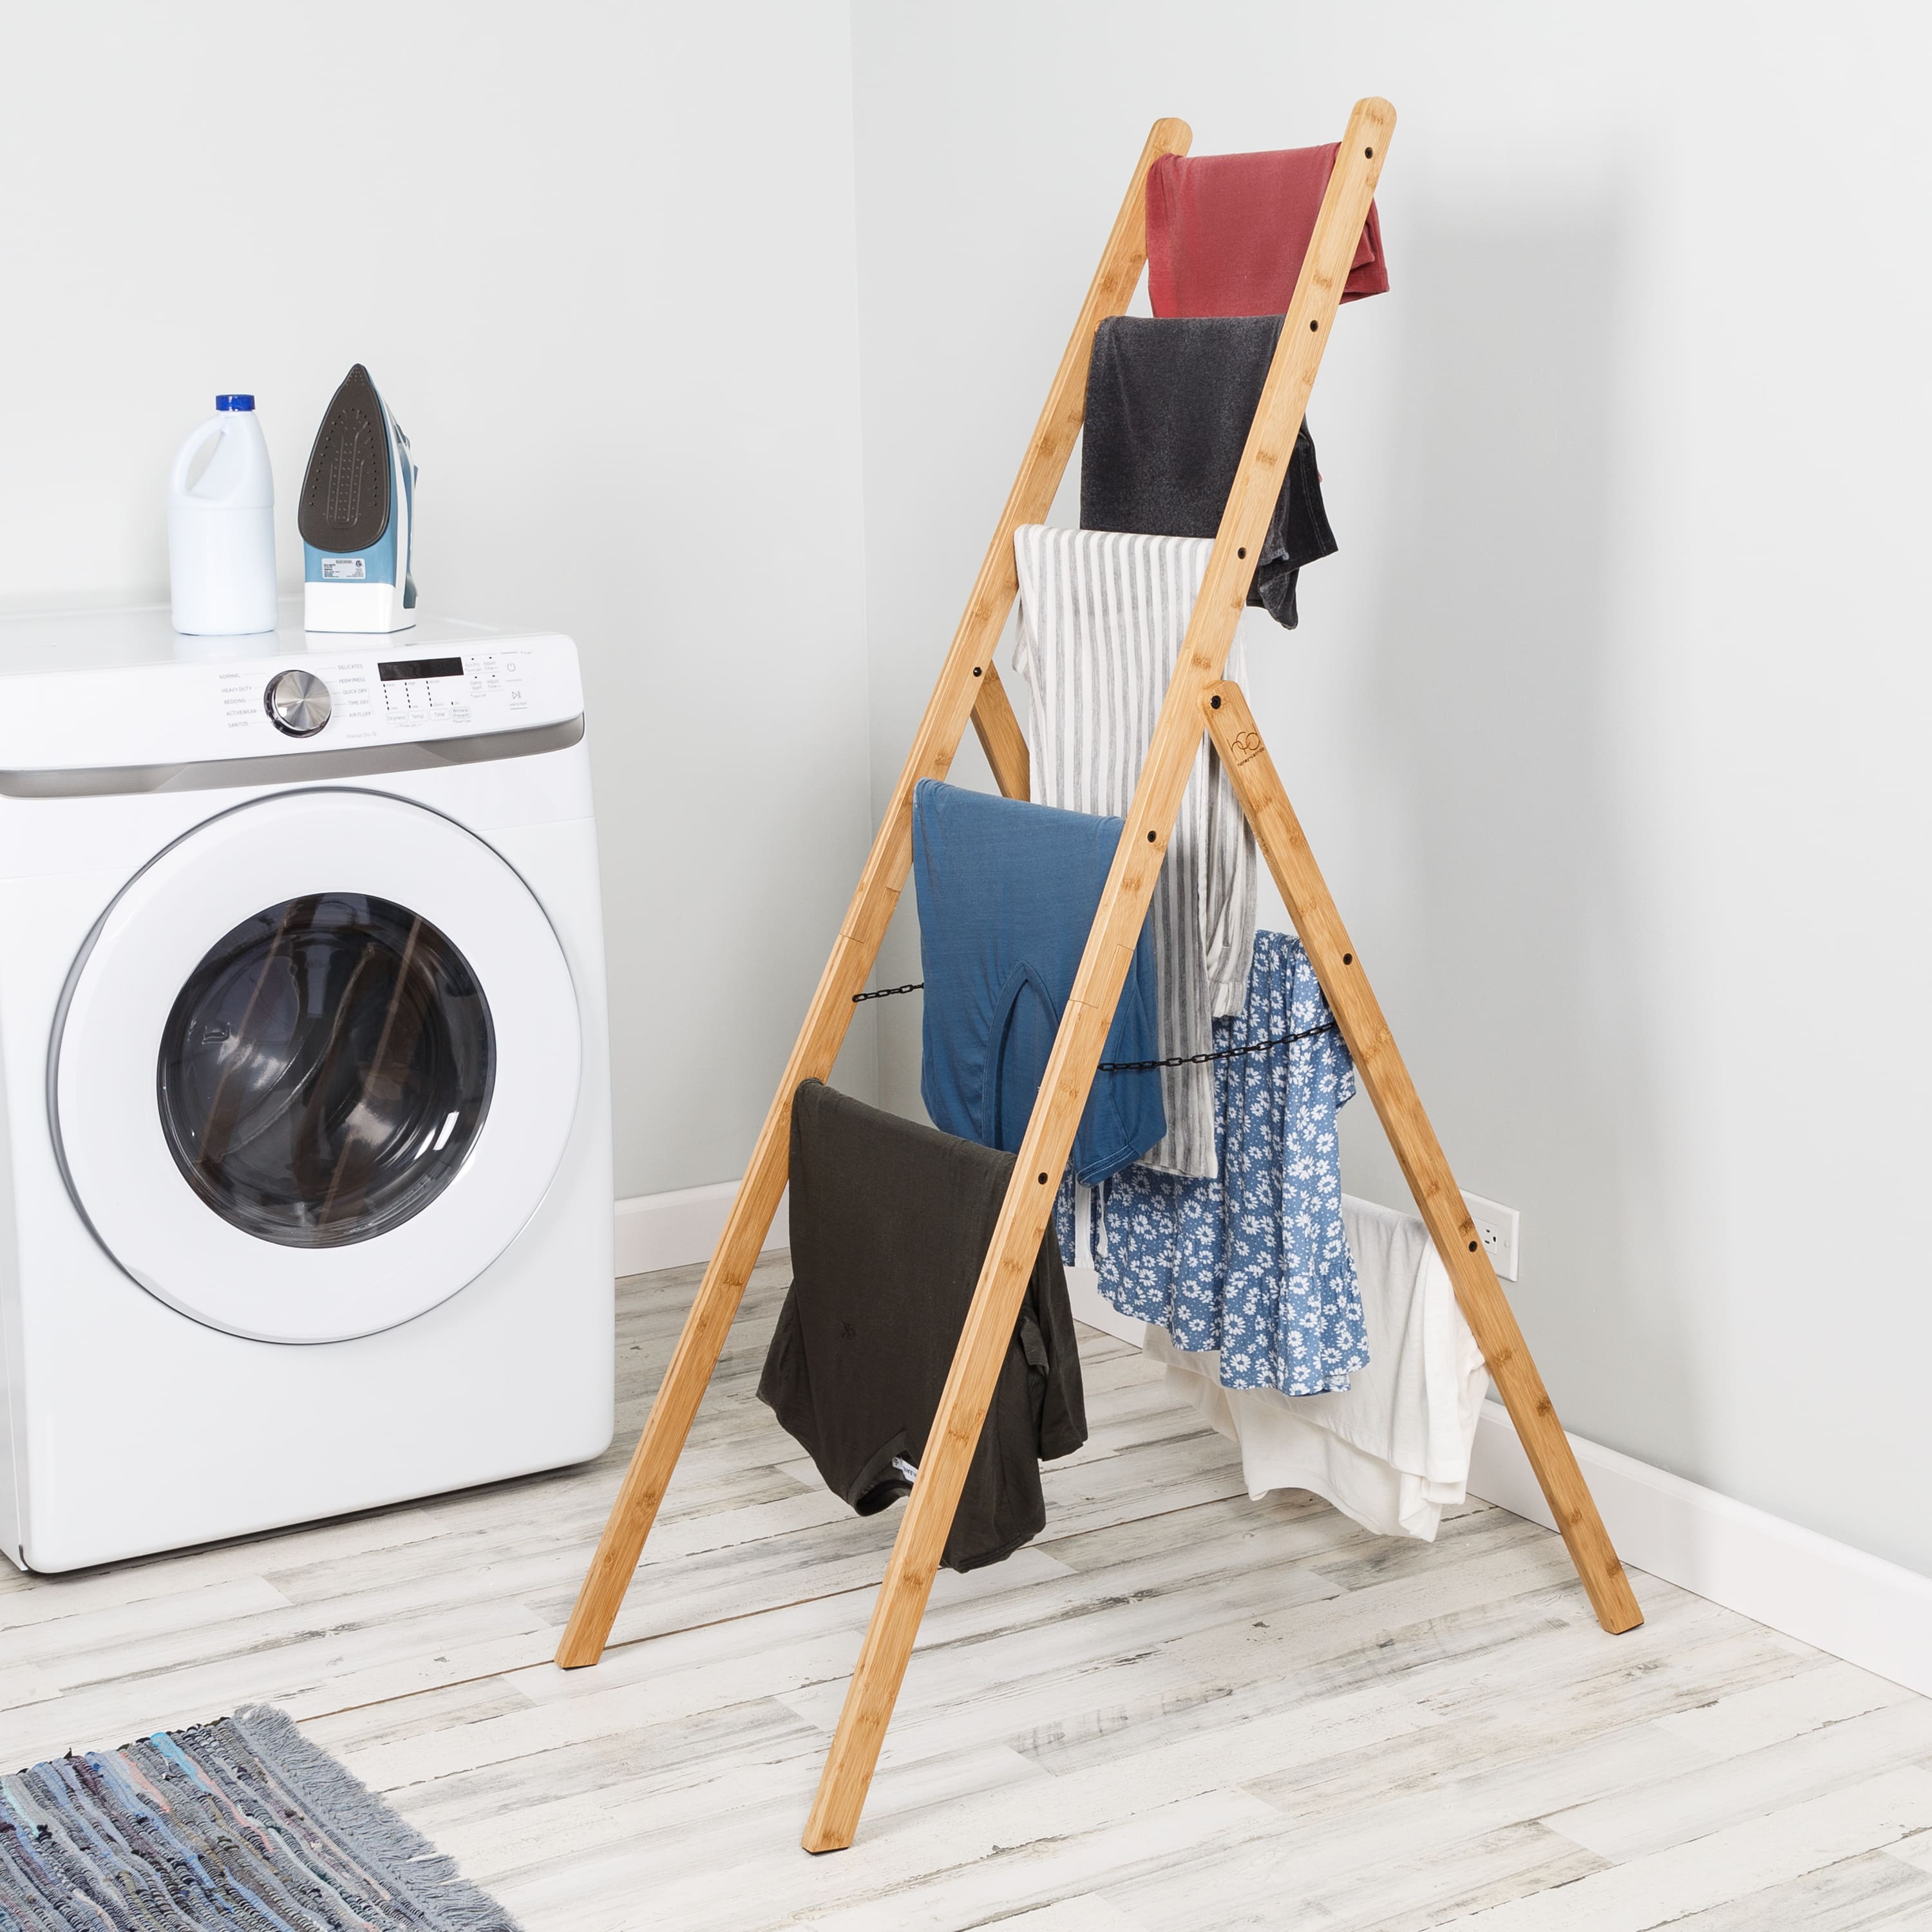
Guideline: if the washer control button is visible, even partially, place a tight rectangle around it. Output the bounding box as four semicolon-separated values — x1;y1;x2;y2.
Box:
265;668;332;737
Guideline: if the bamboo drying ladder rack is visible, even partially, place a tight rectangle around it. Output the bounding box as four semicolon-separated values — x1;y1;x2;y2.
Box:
560;97;1643;1854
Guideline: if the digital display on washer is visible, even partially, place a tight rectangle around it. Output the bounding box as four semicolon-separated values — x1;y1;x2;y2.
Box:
378;656;465;681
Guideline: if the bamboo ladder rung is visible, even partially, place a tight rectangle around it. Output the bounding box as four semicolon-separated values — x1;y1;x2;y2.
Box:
970;659;1030;800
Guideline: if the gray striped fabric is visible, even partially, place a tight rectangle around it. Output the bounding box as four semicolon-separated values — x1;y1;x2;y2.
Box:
1012;525;1256;1178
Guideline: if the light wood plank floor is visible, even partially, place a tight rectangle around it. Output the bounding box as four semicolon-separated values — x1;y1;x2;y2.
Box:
5;1259;1931;1930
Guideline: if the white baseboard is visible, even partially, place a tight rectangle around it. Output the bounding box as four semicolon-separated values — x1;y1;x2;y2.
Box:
614;1181;788;1278
1470;1399;1932;1698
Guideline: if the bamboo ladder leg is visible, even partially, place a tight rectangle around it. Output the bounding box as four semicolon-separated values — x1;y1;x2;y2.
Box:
802;99;1397;1853
1202;680;1643;1635
554;116;1191;1671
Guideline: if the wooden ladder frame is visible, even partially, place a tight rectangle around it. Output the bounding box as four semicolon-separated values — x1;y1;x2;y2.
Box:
559;97;1643;1855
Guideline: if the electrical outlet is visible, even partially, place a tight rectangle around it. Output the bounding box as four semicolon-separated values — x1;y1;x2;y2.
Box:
1461;1191;1520;1282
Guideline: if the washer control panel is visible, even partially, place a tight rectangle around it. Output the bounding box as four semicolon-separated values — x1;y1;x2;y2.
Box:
216;643;569;752
0;622;583;777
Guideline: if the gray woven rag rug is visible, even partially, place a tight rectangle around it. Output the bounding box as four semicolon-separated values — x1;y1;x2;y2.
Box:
0;1704;520;1931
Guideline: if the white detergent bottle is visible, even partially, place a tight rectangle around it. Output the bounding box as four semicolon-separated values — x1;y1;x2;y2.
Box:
168;393;278;634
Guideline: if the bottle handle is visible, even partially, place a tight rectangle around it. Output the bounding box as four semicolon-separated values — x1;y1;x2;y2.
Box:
169;418;226;498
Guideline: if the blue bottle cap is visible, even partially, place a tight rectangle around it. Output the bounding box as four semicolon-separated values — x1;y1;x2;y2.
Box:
215;393;256;411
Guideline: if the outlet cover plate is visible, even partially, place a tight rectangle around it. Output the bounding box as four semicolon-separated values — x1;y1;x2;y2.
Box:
1462;1191;1520;1282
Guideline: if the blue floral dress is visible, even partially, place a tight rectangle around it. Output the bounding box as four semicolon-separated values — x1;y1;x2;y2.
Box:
1057;929;1367;1394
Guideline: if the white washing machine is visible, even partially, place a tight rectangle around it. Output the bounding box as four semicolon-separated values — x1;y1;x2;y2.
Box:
0;602;613;1572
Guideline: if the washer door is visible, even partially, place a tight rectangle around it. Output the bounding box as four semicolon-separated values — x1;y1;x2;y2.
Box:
52;790;581;1342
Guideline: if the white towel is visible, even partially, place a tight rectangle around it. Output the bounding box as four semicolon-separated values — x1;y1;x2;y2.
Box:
1148;1194;1488;1540
1011;524;1257;1179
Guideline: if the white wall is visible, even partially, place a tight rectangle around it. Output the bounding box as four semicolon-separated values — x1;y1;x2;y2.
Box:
0;1;876;1198
849;4;1932;1577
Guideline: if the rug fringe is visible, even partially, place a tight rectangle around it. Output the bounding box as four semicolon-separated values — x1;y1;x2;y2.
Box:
229;1705;522;1932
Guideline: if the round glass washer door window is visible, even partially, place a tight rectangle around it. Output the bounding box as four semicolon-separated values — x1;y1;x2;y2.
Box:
52;788;582;1343
158;893;495;1249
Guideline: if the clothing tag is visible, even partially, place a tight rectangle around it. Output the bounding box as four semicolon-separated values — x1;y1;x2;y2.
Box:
889;1455;920;1487
1075;1180;1094;1271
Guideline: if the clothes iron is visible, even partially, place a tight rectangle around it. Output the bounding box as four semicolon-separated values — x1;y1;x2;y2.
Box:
298;365;417;633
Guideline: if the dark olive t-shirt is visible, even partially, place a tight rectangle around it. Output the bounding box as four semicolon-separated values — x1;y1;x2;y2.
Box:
757;1079;1088;1571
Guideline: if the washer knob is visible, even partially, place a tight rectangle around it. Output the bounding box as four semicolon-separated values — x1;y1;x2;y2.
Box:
265;667;332;737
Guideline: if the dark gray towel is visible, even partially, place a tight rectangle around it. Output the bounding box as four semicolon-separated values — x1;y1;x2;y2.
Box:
1081;314;1338;629
757;1079;1087;1572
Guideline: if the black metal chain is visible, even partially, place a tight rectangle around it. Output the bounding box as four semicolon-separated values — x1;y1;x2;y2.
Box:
851;980;925;1003
1095;1018;1338;1072
851;979;1338;1070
